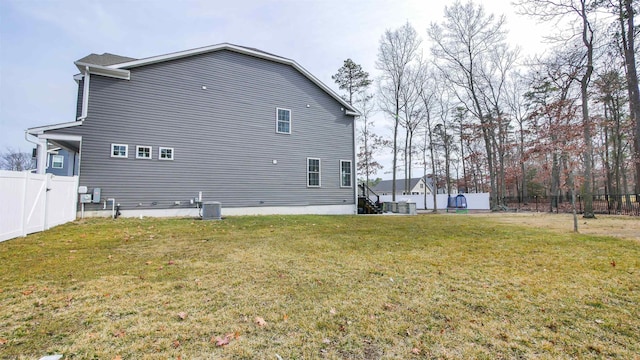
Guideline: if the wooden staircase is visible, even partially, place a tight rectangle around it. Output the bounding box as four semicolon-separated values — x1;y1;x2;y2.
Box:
358;183;383;214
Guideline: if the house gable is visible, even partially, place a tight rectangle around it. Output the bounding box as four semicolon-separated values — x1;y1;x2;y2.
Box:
75;43;358;117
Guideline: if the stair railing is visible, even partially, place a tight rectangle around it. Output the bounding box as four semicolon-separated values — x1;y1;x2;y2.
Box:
359;183;381;209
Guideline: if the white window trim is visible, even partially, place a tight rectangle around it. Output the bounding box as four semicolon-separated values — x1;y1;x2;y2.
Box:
51;155;64;169
307;157;321;188
339;159;352;188
136;145;152;159
110;143;128;158
275;107;292;134
159;147;174;161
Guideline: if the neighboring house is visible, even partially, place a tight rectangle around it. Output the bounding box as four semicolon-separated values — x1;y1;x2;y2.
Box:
26;43;359;217
372;177;433;196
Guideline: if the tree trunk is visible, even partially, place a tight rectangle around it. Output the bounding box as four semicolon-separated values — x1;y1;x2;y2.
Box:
519;119;527;201
622;0;640;194
392;112;399;201
580;0;595;218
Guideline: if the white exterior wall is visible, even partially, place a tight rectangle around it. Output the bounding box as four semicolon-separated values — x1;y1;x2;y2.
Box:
0;171;78;242
379;193;490;210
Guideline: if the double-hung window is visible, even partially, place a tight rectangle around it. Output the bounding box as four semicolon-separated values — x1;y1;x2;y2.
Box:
307;158;320;187
276;108;291;134
111;144;128;158
51;155;64;169
340;160;352;187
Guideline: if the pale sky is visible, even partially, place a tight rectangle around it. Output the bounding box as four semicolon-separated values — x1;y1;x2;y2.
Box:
0;0;550;176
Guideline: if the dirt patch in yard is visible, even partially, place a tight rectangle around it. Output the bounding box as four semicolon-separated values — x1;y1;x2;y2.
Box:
473;212;640;241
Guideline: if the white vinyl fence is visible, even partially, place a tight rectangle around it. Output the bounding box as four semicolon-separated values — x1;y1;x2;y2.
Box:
379;193;490;210
0;171;78;242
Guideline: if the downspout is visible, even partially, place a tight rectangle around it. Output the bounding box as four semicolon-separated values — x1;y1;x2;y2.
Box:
25;131;47;175
77;66;90;121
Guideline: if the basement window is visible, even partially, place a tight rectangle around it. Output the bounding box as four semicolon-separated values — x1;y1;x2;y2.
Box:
136;145;152;159
111;144;128;158
159;147;174;160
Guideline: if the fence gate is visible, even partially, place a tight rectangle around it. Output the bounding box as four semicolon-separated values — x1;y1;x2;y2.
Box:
0;171;78;242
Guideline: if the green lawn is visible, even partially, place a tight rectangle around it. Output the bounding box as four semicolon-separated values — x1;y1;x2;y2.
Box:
0;215;638;359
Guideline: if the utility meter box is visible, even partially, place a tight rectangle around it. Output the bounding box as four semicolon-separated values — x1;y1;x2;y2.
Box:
92;188;101;203
79;194;93;203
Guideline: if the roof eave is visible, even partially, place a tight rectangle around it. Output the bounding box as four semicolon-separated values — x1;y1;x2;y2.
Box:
27;120;84;135
74;62;131;80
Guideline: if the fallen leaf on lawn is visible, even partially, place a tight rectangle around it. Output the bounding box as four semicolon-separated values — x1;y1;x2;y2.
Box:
112;356;122;360
177;312;187;320
255;316;267;326
145;261;152;265
411;347;421;354
0;338;7;345
329;308;336;315
283;313;289;321
113;330;126;338
87;333;97;339
213;336;230;347
22;290;33;296
172;340;180;348
610;260;616;267
168;260;175;265
383;303;396;311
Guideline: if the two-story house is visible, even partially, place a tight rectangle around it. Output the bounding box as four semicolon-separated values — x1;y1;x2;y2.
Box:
26;43;358;217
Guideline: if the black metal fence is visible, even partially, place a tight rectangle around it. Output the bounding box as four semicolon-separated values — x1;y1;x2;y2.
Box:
503;194;640;216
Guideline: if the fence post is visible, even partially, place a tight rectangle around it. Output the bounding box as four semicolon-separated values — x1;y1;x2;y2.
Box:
20;172;30;237
535;196;538;212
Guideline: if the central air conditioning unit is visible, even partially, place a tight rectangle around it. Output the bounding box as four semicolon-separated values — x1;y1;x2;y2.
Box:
202;201;222;220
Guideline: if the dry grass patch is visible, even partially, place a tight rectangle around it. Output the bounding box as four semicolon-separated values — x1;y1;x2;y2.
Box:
474;212;640;241
0;215;638;359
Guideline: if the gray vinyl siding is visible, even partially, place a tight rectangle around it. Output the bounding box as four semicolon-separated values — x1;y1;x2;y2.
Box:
52;50;355;210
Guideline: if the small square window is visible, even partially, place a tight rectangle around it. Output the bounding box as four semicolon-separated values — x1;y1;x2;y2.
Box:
111;144;128;158
340;160;352;187
159;147;174;160
136;146;152;159
307;158;320;187
51;155;64;169
276;108;291;134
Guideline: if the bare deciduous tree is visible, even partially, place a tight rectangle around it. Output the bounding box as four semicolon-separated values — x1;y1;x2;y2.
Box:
377;21;421;201
515;0;598;217
1;148;34;171
428;0;508;209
